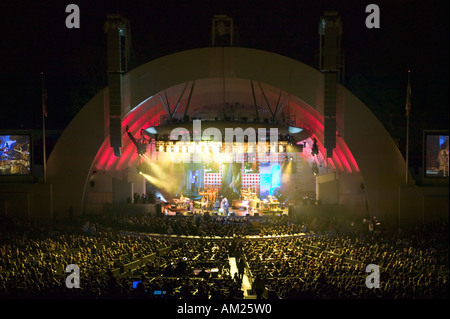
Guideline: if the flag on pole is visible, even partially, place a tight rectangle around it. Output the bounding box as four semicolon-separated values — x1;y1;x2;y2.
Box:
405;70;411;117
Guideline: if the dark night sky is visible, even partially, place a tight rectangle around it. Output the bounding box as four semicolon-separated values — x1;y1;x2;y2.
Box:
0;0;448;169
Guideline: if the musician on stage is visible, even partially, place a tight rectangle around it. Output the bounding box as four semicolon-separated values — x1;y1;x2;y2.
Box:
221;197;229;216
208;187;215;204
201;196;209;212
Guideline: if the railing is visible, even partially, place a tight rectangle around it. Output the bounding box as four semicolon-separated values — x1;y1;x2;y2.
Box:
120;230;309;242
111;245;171;276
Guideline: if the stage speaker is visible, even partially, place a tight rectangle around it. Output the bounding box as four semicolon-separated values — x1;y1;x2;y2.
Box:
229;212;235;216
288;205;294;217
254;213;259;216
155;203;162;215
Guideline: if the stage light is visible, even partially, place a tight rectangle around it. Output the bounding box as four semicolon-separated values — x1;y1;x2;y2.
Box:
288;126;303;134
290;156;293;161
312;162;319;175
137;143;147;156
145;127;158;134
159;145;164;153
311;138;319;156
154;190;166;202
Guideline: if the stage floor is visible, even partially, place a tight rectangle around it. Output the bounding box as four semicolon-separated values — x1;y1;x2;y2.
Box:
165;206;288;217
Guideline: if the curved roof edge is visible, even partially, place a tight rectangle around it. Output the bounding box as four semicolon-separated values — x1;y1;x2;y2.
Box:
122;47;324;116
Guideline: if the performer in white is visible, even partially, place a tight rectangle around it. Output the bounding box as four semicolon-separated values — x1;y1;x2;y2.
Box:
221;197;229;216
437;141;449;177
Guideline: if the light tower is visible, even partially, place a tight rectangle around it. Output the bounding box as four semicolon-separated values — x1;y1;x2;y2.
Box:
318;11;344;159
104;14;131;157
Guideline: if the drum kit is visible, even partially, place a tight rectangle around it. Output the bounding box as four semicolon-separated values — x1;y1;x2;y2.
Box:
172;196;191;210
232;188;259;210
261;195;280;211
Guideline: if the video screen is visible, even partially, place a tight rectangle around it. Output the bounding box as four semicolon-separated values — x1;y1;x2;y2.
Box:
222;163;242;201
184;163;203;194
0;135;31;175
424;132;448;178
259;162;281;198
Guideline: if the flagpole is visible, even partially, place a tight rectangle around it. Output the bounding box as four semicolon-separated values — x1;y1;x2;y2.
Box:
41;72;47;184
406;112;409;186
405;70;411;186
405;111;409;186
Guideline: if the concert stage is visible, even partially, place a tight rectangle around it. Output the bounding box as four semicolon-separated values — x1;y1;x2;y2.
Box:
165;184;287;218
100;196;287;218
166;206;287;217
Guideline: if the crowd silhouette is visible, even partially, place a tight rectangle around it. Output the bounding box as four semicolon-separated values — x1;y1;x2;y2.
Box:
0;212;448;299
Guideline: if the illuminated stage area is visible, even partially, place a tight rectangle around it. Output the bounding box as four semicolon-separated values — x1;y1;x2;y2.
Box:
127;120;314;217
95;120;346;220
88;81;366;220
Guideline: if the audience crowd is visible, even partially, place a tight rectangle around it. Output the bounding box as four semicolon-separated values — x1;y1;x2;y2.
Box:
241;221;449;299
0;217;170;298
128;238;244;299
0;212;448;299
85;212;253;238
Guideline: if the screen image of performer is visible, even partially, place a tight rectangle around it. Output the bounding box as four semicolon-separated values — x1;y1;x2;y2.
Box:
437;139;449;177
191;174;198;193
222;163;241;201
0;142;10;160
